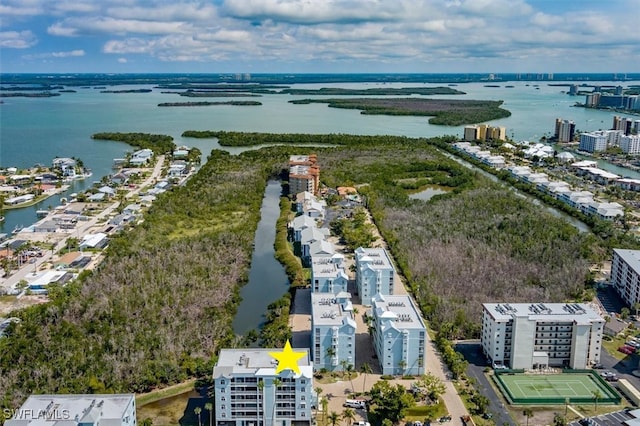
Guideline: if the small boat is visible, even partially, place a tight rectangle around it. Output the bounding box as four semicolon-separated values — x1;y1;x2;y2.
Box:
0;216;4;222
12;225;23;234
36;210;49;217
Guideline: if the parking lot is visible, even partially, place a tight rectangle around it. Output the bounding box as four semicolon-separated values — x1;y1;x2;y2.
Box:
568;409;637;426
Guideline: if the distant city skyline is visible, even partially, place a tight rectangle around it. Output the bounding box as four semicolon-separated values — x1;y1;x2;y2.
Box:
1;0;639;74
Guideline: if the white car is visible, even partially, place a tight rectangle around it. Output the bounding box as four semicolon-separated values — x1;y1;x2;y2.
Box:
352;422;371;426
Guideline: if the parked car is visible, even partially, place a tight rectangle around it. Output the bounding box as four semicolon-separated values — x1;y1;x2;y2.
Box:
352;422;370;426
438;415;452;423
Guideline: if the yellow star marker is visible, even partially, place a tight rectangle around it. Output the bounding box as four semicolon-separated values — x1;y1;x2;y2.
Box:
269;340;306;375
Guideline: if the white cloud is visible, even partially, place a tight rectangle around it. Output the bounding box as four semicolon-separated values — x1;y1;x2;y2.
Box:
118;57;128;63
0;30;37;48
107;3;217;21
49;17;194;36
22;49;85;59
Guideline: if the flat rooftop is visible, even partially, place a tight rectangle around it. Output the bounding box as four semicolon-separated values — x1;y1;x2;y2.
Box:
311;293;355;326
356;247;394;270
614;248;640;274
372;294;426;330
5;394;134;426
214;348;312;378
311;257;347;278
484;303;604;323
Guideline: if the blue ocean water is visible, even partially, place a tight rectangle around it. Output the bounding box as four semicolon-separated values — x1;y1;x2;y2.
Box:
1;79;638;232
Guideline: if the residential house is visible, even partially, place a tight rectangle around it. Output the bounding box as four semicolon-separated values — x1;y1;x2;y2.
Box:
311;256;348;294
355;247;396;302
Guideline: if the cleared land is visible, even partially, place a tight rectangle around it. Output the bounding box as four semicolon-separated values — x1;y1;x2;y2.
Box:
494;372;620;405
288;98;511;125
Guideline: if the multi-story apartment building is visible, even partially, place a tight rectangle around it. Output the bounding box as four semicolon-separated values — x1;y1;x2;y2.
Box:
611;248;640;308
579;131;609;152
213;349;315;426
554;118;576;142
311;292;356;371
5;394;136;426
311;256;348;294
355;247;395;301
289;155;320;196
463;124;506;142
481;303;604;370
370;293;427;375
620;135;640;155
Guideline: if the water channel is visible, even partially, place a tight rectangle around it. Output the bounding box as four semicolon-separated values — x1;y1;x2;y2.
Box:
442;151;591;233
231;180;289;335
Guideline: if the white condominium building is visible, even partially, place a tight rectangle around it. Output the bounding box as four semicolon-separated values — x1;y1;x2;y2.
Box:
311;256;348;294
213;349;315;426
355;247;395;302
311;292;357;371
370;293;427;376
481;303;604;370
4;394;136;426
611;248;640;307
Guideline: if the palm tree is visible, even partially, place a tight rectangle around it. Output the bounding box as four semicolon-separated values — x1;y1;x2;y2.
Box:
340;359;349;377
593;389;602;411
523;408;533;426
321;397;329;422
194;407;202;426
204;403;212;426
257;380;265;425
272;378;282;425
314;386;323;420
342;408;356;425
360;363;372;393
327;347;337;367
345;363;355;394
327;411;341;426
398;359;407;376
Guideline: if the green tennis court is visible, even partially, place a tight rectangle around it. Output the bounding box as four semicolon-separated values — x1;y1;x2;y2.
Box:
493;371;621;405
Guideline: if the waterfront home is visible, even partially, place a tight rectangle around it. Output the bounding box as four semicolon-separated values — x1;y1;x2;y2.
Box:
355;247;396;302
370;293;427;376
173;148;190;158
311;292;356;371
129;148;153;166
4;194;35;205
52;157;77;178
290;215;319;242
33;220;58;233
110;172;129;185
483;155;506;169
98;186;116;197
300;227;328;260
168;163;188;177
88;192;106;202
213;348;315;426
308;240;335;265
576;167;621;185
523;172;549;185
618;178;640;192
4;394;136;426
558;190;594;209
311;256;348;294
586;201;624;220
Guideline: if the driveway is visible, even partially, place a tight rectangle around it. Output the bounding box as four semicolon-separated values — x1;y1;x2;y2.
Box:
456;341;516;426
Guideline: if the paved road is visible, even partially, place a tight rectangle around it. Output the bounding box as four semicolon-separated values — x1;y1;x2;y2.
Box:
295;205;470;423
0;156;165;294
456;341;516;426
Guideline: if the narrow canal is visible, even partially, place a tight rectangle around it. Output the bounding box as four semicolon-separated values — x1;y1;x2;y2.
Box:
231;180;289;335
442;151;591;233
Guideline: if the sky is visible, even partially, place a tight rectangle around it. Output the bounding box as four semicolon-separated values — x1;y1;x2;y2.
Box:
1;0;639;74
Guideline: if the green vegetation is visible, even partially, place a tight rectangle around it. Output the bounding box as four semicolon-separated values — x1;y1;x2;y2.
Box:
259;294;292;348
368;380;416;424
0;150;272;407
282;87;465;96
331;207;377;251
289;98;511;125
275;197;305;287
92;132;176;154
